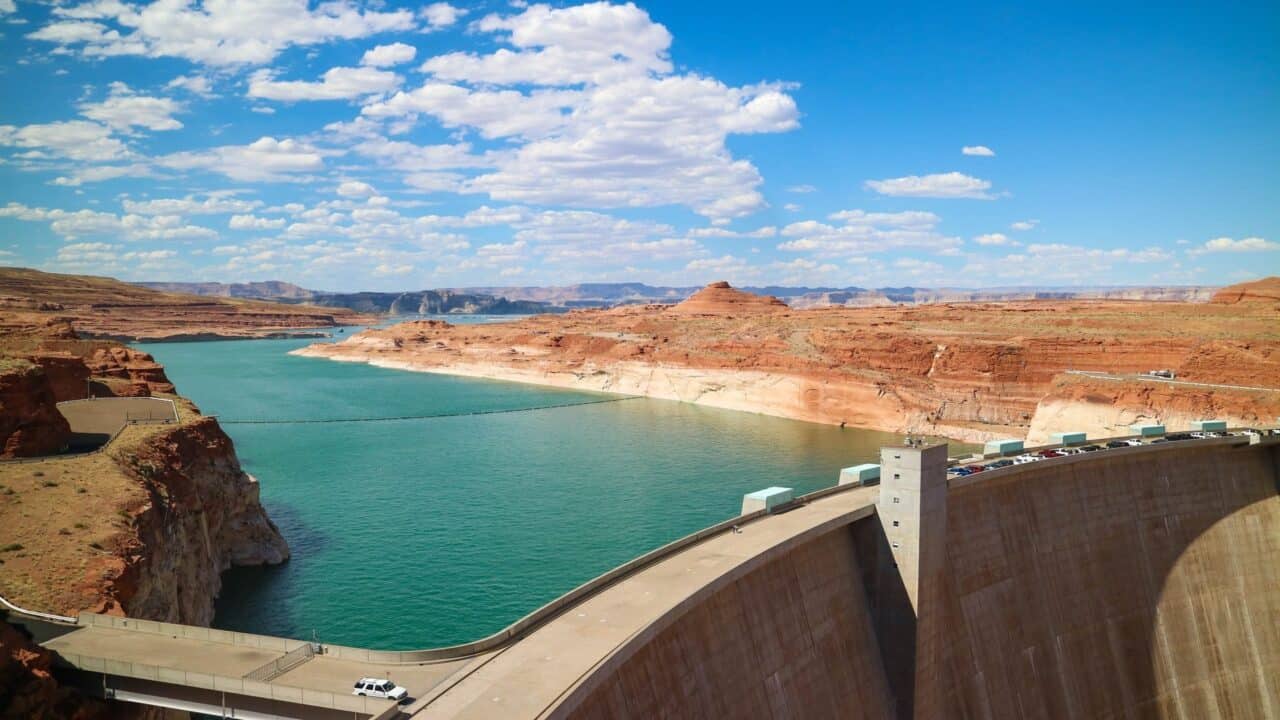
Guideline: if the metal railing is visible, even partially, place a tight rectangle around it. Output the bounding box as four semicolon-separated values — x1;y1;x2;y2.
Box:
243;641;318;682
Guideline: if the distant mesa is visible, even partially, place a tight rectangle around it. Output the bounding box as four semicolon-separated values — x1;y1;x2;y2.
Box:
1209;276;1280;305
672;281;788;314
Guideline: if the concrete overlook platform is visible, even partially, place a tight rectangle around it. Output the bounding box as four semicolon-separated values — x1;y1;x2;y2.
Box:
9;431;1279;719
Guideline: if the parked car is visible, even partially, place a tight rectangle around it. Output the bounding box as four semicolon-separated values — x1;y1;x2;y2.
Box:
353;678;408;702
1079;444;1102;452
1166;432;1193;441
1014;454;1040;464
948;467;971;476
964;465;986;473
1037;449;1064;458
1189;431;1211;439
988;459;1014;468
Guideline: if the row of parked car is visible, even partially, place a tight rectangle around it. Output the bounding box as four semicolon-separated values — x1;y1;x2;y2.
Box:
947;430;1260;477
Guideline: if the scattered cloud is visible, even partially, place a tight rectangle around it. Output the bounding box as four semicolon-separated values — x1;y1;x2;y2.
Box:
30;0;416;66
0;119;129;162
337;180;377;197
0;202;218;242
786;184;816;193
1189;236;1277;254
361;42;417;67
420;3;465;30
249;66;402;102
778;209;960;258
973;232;1017;246
159;137;326;182
229;214;287;231
864;171;995;199
79;83;184;132
961;145;995;157
1010;219;1039;231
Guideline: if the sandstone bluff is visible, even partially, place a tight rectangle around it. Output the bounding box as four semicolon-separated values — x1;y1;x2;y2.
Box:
295;279;1280;443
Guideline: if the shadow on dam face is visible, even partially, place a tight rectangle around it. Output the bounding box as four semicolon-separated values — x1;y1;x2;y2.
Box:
938;442;1279;719
557;441;1278;720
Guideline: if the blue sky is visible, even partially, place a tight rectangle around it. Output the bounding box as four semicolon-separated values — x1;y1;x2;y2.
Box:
1;0;1277;291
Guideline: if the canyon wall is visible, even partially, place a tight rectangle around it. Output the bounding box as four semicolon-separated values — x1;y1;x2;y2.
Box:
100;417;290;624
1027;374;1280;444
0;361;70;458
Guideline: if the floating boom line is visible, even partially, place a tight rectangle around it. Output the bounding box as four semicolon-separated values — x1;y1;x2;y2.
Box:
218;395;639;425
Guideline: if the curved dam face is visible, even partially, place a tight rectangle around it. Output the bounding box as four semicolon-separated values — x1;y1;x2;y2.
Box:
554;440;1279;720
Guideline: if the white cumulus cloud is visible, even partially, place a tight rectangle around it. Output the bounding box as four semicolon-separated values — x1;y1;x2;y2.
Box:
865;171;995;199
361;42;417;67
249;66;402;102
962;145;995;157
31;0;416;66
1190;236;1278;254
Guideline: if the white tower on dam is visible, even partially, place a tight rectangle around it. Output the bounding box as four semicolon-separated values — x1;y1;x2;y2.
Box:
875;442;949;720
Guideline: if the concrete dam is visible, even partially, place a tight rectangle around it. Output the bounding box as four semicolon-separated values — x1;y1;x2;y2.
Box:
507;435;1280;720
10;433;1279;719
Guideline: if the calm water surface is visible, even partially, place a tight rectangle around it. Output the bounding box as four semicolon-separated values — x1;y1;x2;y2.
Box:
138;319;970;649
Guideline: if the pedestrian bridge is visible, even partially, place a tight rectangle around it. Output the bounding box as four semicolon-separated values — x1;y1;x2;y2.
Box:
6;430;1278;719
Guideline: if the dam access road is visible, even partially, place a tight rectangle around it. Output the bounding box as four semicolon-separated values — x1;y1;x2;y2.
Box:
6;429;1278;720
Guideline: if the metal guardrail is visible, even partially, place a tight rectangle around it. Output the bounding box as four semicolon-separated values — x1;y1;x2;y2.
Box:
0;592;77;624
243;641;318;682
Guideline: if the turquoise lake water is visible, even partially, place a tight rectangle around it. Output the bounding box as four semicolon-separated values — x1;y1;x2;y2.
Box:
138;320;970;650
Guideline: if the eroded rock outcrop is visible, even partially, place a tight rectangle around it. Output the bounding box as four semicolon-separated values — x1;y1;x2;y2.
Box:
0;361;70;458
85;347;175;397
672;281;788;315
1026;373;1280;443
1209;276;1280;305
95;418;290;624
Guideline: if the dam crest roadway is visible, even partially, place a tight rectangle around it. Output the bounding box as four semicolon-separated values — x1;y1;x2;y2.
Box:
4;428;1278;720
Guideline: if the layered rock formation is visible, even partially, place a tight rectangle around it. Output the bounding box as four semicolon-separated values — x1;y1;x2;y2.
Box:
0;267;370;341
97;418;290;623
1209;276;1280;305
85;347;175;397
0;360;70;458
297;280;1279;442
670;281;788;314
1026;373;1280;444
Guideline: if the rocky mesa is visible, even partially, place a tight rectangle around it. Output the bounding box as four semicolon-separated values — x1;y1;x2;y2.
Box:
296;279;1280;442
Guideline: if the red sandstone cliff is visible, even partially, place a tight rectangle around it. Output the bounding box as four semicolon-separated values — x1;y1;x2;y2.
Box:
81;417;291;623
0;361;70;458
85;347;175;397
297;283;1278;442
1209;276;1280;305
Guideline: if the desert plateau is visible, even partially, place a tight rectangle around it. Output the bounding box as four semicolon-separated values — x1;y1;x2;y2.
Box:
297;278;1280;443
